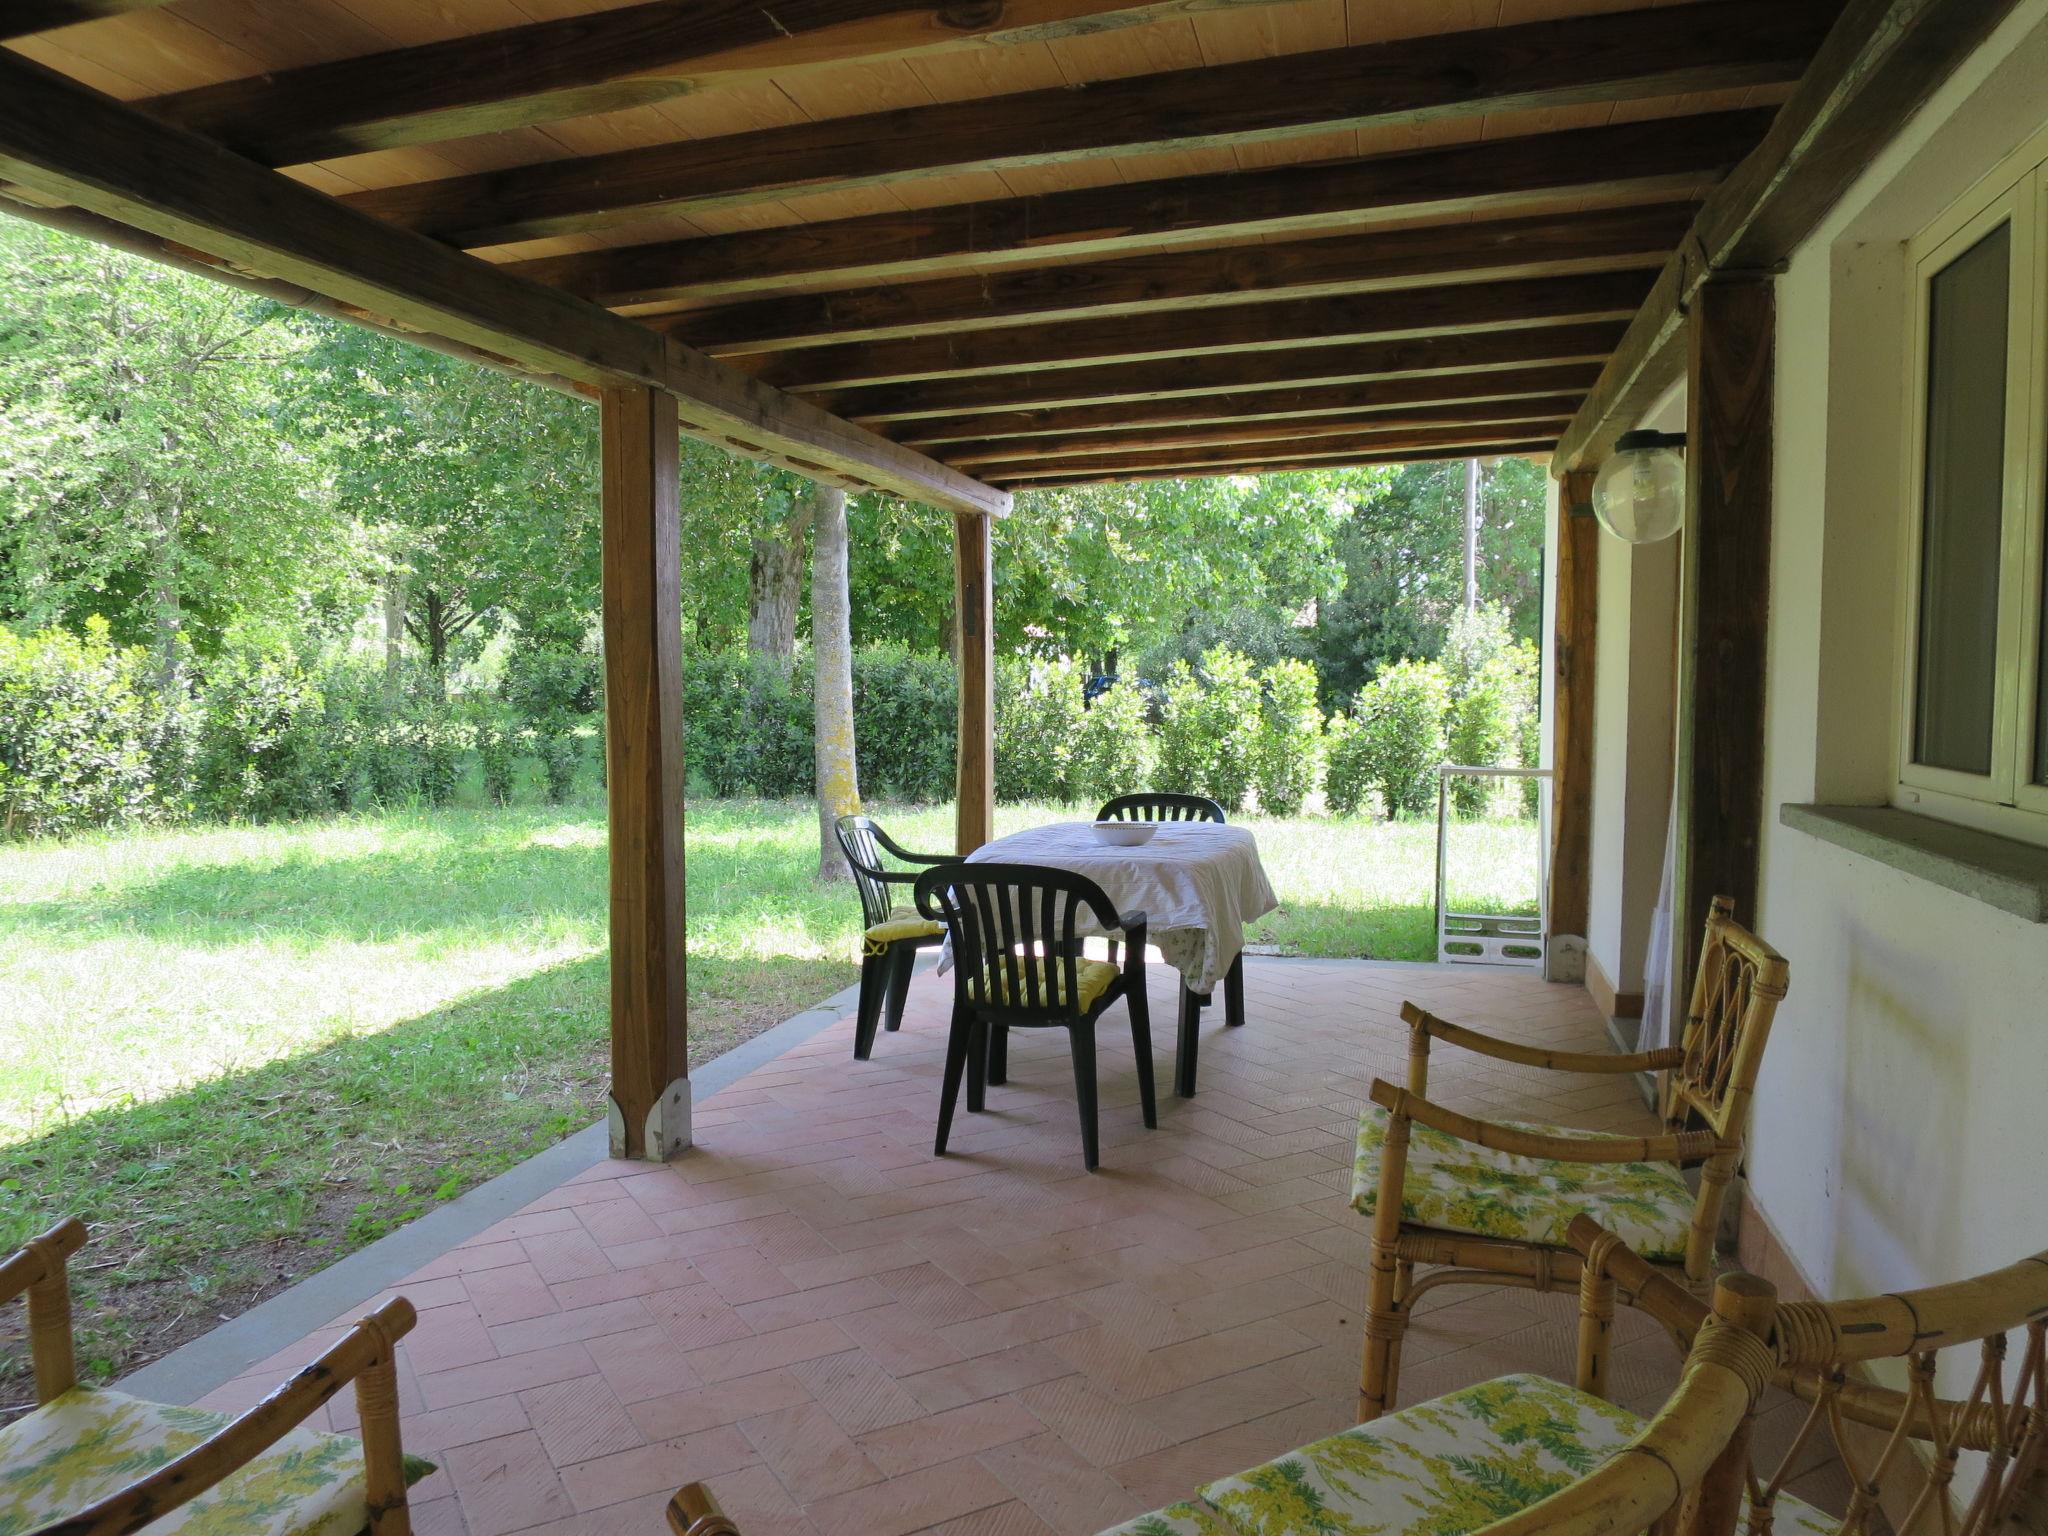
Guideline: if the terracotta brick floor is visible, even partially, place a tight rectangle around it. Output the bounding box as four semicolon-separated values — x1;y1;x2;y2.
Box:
193;959;1855;1536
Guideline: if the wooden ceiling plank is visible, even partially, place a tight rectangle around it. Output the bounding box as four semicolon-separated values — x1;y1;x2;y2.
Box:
508;109;1771;306
939;399;1582;461
1;0;172;40
145;1;1307;166
0;48;1006;518
347;1;1834;246
754;267;1655;390
830;321;1629;419
895;364;1606;443
975;422;1561;476
668;201;1696;352
1003;440;1558;487
1553;0;2027;471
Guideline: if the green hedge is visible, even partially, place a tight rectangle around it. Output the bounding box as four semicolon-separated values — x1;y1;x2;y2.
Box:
3;619;1539;841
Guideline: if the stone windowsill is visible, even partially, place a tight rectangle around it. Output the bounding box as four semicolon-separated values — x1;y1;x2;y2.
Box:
1778;803;2048;922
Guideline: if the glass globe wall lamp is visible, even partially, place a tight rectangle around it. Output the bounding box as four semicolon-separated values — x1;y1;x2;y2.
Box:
1591;429;1687;543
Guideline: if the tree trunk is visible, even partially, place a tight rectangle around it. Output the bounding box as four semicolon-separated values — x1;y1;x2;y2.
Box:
1462;457;1480;614
747;507;810;677
810;483;861;882
151;486;184;700
382;567;407;698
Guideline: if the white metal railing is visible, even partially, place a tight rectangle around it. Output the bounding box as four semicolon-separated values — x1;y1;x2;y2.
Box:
1434;763;1551;969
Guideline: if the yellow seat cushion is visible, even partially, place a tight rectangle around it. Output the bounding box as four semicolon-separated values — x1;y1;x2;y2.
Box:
1349;1104;1696;1263
1098;1373;1837;1536
0;1386;374;1536
863;909;945;955
968;957;1121;1014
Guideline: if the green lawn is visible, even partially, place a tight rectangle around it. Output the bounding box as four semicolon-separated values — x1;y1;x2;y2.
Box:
0;797;1537;1404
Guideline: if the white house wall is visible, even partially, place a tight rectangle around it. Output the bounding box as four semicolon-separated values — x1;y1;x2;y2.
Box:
1702;0;2048;1297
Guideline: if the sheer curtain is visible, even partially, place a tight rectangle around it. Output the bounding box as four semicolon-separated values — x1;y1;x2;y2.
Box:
1637;806;1679;1053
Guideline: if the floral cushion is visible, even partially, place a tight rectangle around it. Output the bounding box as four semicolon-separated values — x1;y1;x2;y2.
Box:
1098;1374;1838;1536
1350;1104;1695;1263
0;1386;377;1536
968;957;1120;1014
863;910;945;955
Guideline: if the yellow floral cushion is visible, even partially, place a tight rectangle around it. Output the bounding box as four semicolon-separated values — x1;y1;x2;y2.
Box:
0;1387;374;1536
968;957;1120;1014
862;909;945;955
1350;1105;1695;1263
1098;1374;1838;1536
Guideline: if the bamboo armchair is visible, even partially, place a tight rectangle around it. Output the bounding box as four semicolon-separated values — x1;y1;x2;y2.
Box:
1354;894;1790;1419
1568;1215;2048;1536
2;1218;421;1536
666;1485;739;1536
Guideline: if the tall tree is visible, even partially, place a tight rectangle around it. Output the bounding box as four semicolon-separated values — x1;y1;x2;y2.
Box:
0;221;352;680
809;482;860;880
286;320;601;669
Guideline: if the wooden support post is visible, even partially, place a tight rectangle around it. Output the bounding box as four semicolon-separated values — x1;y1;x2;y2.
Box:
1677;276;1773;981
601;384;689;1161
1547;467;1598;976
955;511;995;856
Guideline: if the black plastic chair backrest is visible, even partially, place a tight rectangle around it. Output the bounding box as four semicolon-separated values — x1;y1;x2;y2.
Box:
915;861;1123;1020
1096;792;1228;825
834;815;901;931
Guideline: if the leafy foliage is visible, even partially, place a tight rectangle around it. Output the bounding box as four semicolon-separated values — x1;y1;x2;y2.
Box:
1154;648;1261;811
1255;658;1324;817
1067;678;1155;809
1352;659;1452;820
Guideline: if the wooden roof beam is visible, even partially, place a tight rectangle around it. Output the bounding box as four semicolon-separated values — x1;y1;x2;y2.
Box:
143;1;1299;167
0;49;1006;518
756;269;1654;392
351;1;1834;246
670;203;1695;354
831;322;1629;421
1003;444;1553;489
508;111;1769;305
985;432;1561;482
939;400;1582;463
1553;0;2027;471
895;365;1606;445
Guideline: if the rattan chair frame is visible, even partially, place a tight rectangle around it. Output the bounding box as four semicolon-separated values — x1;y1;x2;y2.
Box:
4;1218;419;1536
1359;894;1791;1421
1568;1217;2048;1536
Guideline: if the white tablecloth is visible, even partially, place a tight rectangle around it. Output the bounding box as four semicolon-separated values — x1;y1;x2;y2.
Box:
962;820;1277;994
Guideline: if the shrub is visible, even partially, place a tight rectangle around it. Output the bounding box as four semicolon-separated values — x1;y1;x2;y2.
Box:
191;642;329;822
1447;666;1515;815
1322;711;1371;816
0;619;173;839
1352;658;1450;820
1152;661;1208;797
472;700;519;806
532;727;580;804
1518;680;1543;818
1441;606;1542;817
414;713;467;806
853;647;954;802
1067;677;1153;808
995;657;1081;804
1254;658;1322;817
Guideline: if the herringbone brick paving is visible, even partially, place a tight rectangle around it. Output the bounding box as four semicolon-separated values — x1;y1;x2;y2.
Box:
195;959;1854;1536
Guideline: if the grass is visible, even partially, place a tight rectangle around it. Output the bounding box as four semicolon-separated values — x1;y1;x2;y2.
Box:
0;795;1538;1404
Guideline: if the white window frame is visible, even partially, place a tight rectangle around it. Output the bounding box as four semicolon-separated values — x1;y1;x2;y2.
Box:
1893;132;2048;838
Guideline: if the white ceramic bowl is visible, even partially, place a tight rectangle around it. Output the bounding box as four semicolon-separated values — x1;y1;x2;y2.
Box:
1091;821;1160;847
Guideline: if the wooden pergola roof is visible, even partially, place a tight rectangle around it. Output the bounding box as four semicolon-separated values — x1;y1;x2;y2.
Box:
0;0;2011;512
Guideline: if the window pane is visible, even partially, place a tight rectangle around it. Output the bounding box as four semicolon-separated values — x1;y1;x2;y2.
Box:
1915;223;2010;776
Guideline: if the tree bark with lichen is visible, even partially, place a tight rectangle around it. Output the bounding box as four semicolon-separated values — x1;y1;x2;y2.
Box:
810;483;860;881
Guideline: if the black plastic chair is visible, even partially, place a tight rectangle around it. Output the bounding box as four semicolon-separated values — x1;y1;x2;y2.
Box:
1093;793;1242;1095
835;815;961;1060
1095;792;1228;824
914;861;1157;1171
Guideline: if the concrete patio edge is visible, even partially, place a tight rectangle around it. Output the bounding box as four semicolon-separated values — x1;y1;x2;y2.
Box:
114;960;911;1407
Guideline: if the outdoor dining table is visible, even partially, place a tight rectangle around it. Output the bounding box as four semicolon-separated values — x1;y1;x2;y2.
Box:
961;819;1278;1097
